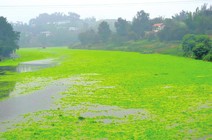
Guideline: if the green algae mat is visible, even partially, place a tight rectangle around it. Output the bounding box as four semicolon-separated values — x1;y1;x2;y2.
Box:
0;47;211;139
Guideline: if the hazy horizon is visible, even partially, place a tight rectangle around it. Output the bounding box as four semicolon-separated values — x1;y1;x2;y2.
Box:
0;0;211;23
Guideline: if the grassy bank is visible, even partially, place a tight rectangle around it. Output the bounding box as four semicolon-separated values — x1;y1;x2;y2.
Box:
0;47;211;139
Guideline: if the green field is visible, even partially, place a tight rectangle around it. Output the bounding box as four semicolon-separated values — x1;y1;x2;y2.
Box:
0;47;212;139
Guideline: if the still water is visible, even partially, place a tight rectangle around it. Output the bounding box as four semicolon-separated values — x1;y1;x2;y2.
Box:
0;59;59;124
16;59;57;73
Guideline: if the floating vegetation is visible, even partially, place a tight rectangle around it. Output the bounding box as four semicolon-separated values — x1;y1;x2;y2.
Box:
0;48;211;139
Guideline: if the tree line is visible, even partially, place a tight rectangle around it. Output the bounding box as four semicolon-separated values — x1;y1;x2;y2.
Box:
78;4;212;61
0;4;211;61
12;13;116;48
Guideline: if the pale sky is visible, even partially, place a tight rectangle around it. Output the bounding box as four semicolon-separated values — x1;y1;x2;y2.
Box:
0;0;211;23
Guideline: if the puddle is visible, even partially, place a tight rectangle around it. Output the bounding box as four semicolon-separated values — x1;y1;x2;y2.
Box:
195;135;212;140
9;77;53;97
0;59;57;74
0;81;16;98
65;103;150;123
0;59;58;99
0;74;99;132
0;83;66;123
0;66;17;99
16;59;57;73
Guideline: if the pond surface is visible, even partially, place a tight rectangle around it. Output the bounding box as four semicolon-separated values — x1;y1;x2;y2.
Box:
0;59;57;98
16;59;57;73
0;59;56;74
0;66;17;98
0;83;67;123
0;75;89;131
0;81;16;98
0;58;60;126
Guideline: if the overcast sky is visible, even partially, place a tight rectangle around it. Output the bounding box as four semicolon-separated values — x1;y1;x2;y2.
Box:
0;0;211;23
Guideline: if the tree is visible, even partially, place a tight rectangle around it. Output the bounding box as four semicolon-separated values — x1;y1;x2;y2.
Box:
115;18;130;37
0;17;20;58
182;34;211;60
113;18;132;43
132;10;151;38
182;34;196;56
158;4;212;41
79;29;98;45
150;16;164;25
185;4;212;34
172;10;190;21
158;19;188;41
98;21;111;42
192;43;209;59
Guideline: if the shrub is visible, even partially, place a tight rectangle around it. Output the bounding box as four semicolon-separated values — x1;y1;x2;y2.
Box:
182;34;211;60
203;52;212;62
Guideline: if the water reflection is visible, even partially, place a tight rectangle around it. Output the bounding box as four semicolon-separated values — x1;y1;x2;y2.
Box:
16;59;57;73
0;66;16;75
0;80;67;123
0;66;16;98
0;59;57;98
0;81;16;98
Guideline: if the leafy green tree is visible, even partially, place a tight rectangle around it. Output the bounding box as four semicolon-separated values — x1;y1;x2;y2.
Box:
182;34;211;60
192;35;211;59
192;43;209;59
98;21;111;42
203;52;212;61
0;17;20;58
132;10;151;38
182;34;196;56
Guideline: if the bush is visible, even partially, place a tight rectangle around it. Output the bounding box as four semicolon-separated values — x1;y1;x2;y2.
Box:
192;43;209;59
203;52;212;62
182;34;211;60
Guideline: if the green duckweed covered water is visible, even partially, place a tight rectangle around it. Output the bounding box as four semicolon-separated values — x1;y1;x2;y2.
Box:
0;47;211;139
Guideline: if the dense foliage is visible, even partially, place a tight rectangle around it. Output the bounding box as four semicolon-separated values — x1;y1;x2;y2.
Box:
78;4;211;44
0;17;20;58
158;4;212;41
98;21;111;43
182;34;211;60
158;19;188;41
75;4;211;61
132;10;151;39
